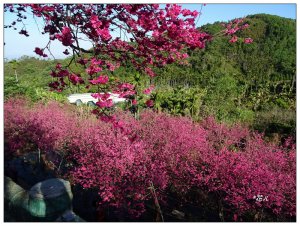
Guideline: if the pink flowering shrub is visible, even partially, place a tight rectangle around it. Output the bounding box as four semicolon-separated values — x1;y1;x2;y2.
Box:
63;110;211;216
126;111;209;193
197;117;296;220
4;99;78;157
4;99;295;220
67;120;150;216
4;98;33;157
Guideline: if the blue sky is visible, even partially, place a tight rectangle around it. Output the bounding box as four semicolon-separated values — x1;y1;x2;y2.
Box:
190;4;296;25
4;3;296;60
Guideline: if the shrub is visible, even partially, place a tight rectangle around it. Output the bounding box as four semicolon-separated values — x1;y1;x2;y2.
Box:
199;117;296;220
253;106;296;139
4;99;296;220
152;86;206;120
4;99;77;158
66;110;210;216
4;98;33;157
33;88;67;103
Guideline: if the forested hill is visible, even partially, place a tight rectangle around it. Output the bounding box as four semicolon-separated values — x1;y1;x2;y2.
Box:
202;14;296;87
155;13;296;93
151;13;296;136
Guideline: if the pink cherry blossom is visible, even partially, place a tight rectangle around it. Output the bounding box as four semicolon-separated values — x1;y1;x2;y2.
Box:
244;38;253;44
90;75;109;85
229;35;238;43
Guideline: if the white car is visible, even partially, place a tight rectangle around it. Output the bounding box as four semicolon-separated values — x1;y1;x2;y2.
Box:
67;93;126;106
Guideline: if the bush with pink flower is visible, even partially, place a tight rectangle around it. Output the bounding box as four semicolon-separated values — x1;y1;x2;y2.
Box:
4;98;295;221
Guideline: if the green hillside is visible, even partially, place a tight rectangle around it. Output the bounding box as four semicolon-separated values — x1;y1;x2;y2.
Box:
155;14;296;96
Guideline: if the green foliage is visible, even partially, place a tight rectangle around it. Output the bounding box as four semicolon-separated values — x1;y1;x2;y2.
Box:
4;56;69;103
4;76;26;97
253;106;296;138
202;75;254;124
34;88;67;103
152;86;206;120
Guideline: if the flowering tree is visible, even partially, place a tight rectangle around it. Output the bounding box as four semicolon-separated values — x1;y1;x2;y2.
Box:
4;3;251;122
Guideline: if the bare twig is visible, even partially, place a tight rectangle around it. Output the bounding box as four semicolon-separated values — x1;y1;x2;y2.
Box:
149;181;164;222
